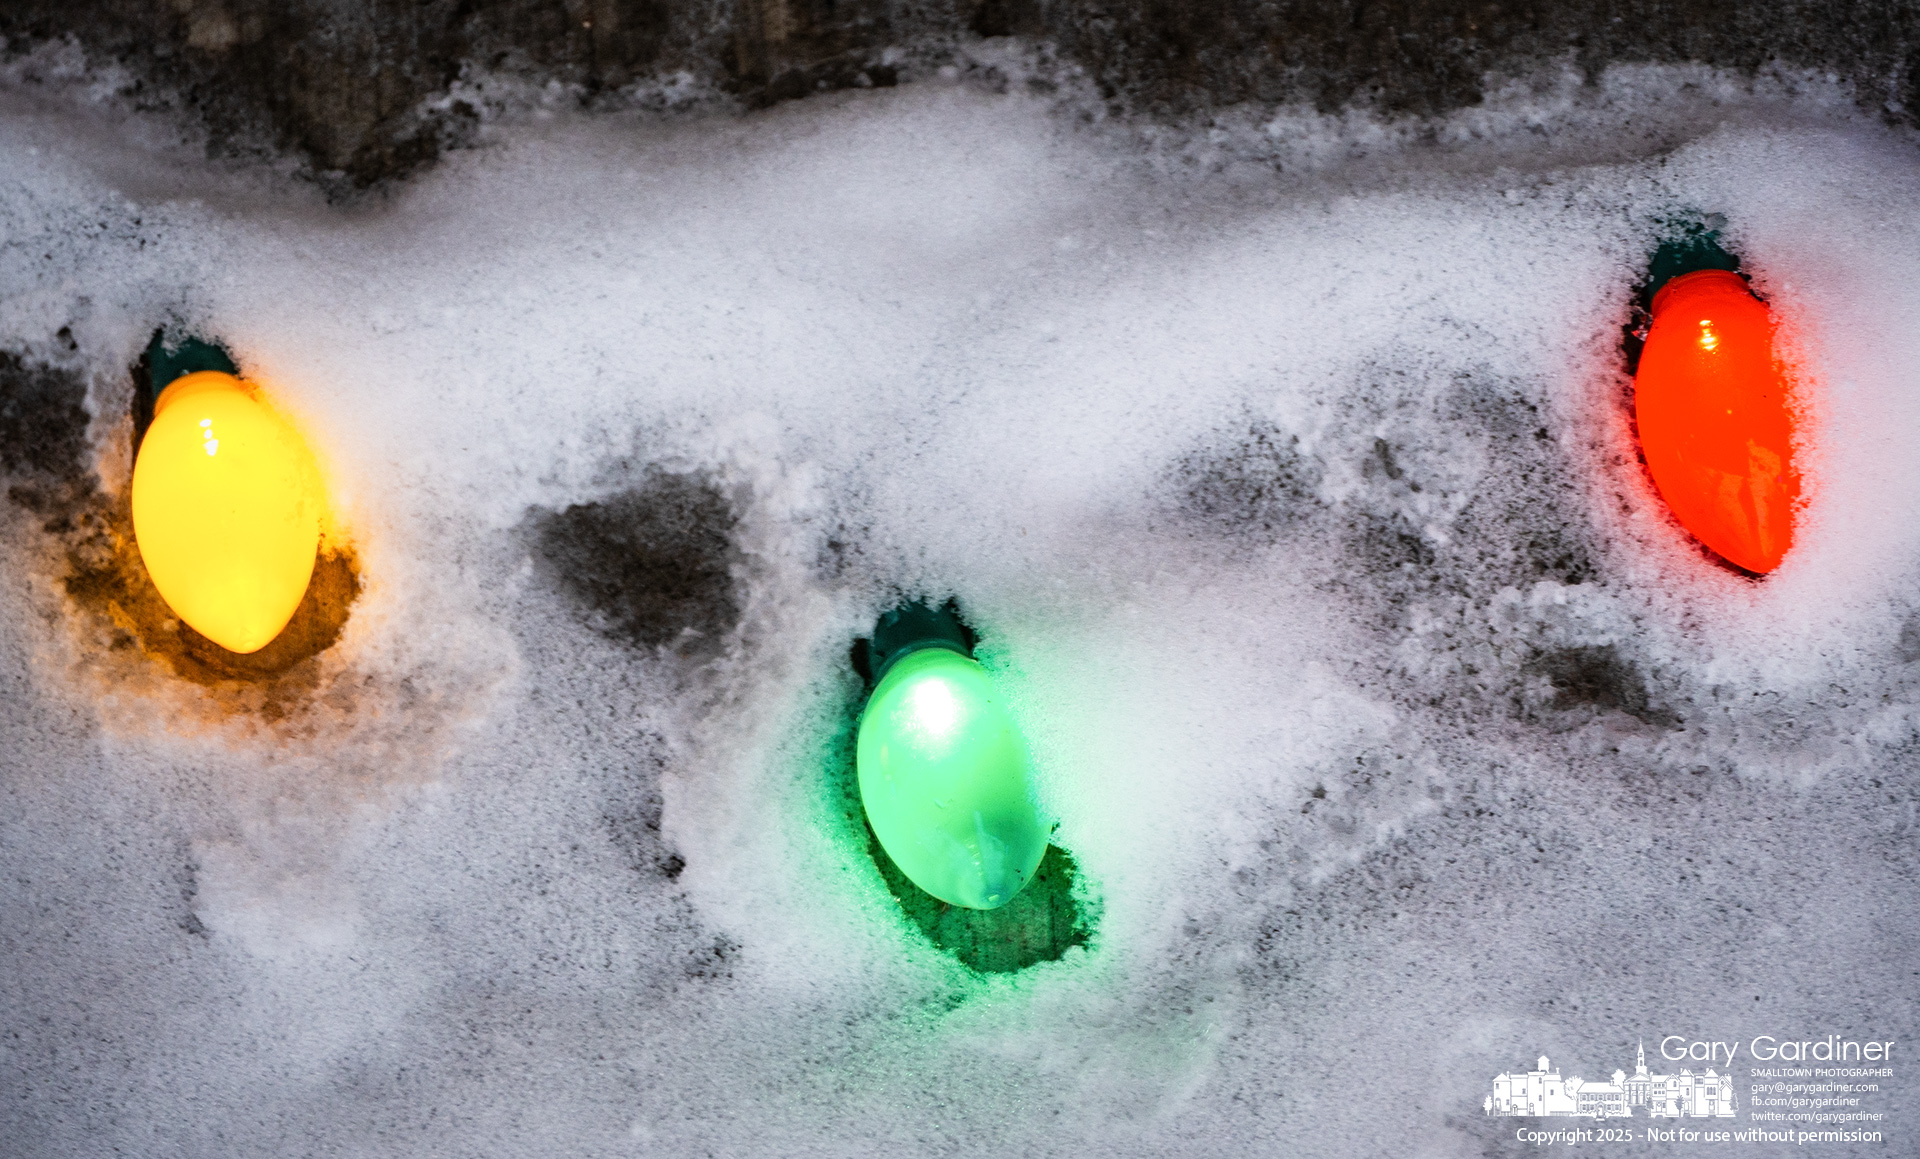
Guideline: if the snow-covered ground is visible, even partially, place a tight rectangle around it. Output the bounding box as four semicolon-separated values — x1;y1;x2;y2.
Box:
1;58;1915;1157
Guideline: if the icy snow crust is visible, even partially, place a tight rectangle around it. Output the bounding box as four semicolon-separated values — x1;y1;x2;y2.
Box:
1;65;1918;1157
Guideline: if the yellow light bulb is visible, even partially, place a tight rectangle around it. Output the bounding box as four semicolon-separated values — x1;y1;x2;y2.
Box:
131;371;323;654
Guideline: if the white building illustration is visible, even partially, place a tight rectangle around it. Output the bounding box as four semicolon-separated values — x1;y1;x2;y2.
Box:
1486;1043;1735;1119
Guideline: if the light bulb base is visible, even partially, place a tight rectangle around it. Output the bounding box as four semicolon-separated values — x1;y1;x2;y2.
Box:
1641;218;1745;309
860;600;975;686
133;328;241;464
1625;214;1750;376
143;329;239;400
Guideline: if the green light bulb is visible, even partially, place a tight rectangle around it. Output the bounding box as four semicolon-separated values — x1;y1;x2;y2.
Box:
856;632;1048;911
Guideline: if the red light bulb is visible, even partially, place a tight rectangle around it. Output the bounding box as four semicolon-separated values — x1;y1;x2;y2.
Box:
1634;269;1799;573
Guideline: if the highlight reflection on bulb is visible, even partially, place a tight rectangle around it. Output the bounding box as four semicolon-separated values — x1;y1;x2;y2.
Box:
1635;268;1799;574
131;370;324;654
903;676;962;742
856;644;1048;911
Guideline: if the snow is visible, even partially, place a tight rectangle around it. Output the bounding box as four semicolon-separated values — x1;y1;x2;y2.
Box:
0;58;1915;1158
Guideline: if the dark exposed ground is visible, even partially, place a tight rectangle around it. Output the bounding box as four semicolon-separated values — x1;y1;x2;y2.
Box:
3;0;1918;185
527;474;742;657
